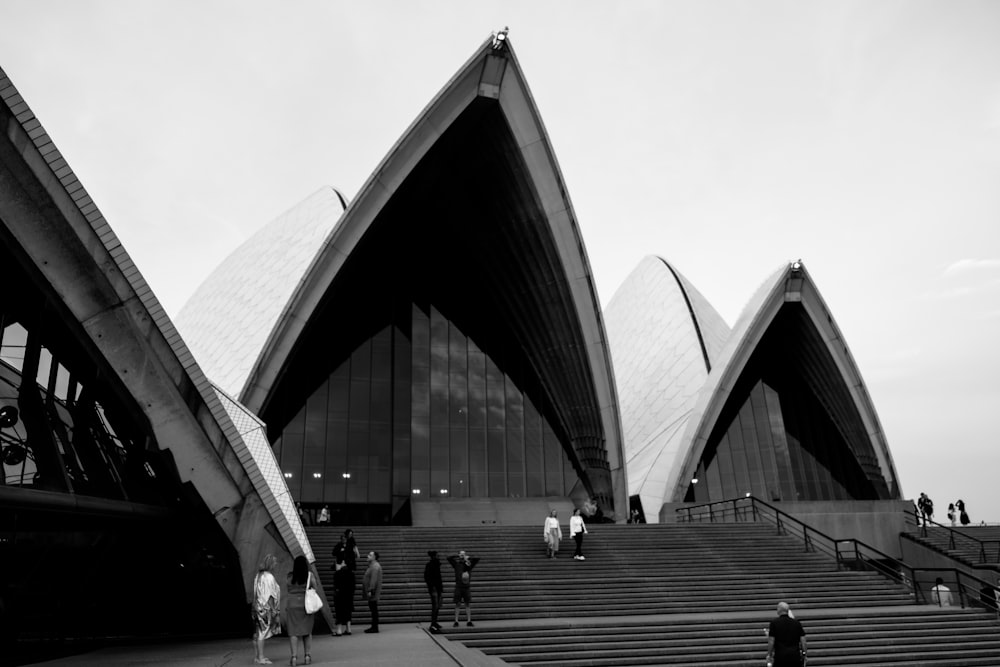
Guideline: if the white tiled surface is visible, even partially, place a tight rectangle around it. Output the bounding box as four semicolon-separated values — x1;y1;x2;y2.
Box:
213;385;313;562
175;187;346;397
605;256;731;521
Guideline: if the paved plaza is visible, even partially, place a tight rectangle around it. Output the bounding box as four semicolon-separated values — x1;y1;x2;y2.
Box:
35;623;505;667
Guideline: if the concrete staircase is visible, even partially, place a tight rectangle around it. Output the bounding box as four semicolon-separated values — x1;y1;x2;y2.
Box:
905;526;1000;569
309;523;914;625
307;523;1000;665
458;608;1000;666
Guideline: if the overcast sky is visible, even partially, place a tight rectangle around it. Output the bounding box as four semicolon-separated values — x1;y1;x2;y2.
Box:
2;1;998;520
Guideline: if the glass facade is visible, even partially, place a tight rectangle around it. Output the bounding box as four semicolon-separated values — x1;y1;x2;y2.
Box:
0;237;245;646
0;280;168;504
685;305;889;503
273;302;577;524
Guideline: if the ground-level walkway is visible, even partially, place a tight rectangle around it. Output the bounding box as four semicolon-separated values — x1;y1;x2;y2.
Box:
34;622;506;667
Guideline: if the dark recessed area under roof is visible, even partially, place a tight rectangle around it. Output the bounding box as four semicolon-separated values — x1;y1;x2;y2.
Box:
260;97;610;492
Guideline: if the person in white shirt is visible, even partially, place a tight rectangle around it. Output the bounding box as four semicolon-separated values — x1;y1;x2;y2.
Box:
569;508;589;560
543;510;562;558
931;577;954;606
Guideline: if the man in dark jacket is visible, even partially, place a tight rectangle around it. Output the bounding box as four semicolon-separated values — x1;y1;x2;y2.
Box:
767;601;807;666
447;550;480;627
423;550;444;633
362;551;382;633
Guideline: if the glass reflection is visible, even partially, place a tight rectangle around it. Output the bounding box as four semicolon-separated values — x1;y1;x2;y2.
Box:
273;301;577;521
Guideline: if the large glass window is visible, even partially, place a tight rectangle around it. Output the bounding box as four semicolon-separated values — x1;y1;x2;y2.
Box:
273;301;578;521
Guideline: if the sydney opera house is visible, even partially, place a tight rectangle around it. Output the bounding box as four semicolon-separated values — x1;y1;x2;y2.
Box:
0;33;902;644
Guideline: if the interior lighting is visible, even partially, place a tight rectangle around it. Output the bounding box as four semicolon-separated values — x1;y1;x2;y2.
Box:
0;405;18;428
412;489;421;494
284;472;293;479
342;472;351;479
745;492;752;497
440;489;449;494
312;472;322;479
691;478;699;484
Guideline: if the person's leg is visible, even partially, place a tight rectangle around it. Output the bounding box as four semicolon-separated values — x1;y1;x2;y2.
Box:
454;592;460;626
430;588;440;627
368;599;379;631
303;634;312;664
574;533;582;557
466;602;472;624
289;635;298;664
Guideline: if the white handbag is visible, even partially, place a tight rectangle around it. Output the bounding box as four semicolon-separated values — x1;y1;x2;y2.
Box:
304;572;323;614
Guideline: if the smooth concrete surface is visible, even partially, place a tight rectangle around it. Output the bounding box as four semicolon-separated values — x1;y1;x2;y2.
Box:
31;606;973;667
33;623;506;667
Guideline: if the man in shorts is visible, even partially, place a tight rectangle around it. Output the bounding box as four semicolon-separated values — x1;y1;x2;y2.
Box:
447;550;480;627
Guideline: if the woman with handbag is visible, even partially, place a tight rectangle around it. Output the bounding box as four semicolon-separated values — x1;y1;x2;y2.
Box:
252;554;281;665
284;555;317;666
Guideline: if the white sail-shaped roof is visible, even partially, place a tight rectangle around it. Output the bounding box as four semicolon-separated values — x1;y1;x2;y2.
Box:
605;256;730;521
174;187;347;397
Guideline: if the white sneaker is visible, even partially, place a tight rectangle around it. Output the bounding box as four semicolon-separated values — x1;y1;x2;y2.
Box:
580;556;586;560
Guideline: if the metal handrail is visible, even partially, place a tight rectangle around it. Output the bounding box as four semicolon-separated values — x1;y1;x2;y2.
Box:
676;496;1000;612
911;507;1000;564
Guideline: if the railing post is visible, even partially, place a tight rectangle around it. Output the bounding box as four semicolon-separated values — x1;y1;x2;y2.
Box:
732;499;738;522
709;504;714;523
980;543;987;564
949;529;956;550
752;499;758;523
776;513;783;536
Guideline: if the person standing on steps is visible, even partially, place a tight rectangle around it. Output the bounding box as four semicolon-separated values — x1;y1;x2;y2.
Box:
766;601;806;667
957;499;970;526
362;551;382;633
424;550;444;633
332;558;354;636
447;550;480;627
332;529;360;573
917;492;934;526
569;508;589;560
317;505;330;525
543;510;562;558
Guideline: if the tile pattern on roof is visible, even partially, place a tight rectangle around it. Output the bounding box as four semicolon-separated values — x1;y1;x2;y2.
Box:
605;256;731;522
174;187;346;397
213;386;313;562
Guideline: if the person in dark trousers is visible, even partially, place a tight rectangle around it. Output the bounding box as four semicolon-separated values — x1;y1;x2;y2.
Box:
447;550;480;627
767;601;806;666
917;492;934;526
332;558;354;636
423;550;444;633
362;551;382;633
